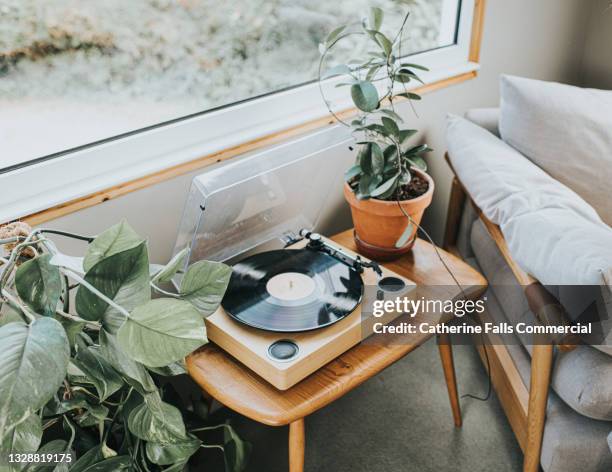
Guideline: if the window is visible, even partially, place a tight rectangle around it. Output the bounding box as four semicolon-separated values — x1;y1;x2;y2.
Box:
0;0;481;223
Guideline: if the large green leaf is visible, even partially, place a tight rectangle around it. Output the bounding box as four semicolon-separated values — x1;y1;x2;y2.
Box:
72;339;123;401
99;330;157;394
28;440;69;472
145;435;201;465
15;254;61;316
0;413;42;471
152;247;189;284
69;446;105;472
75;242;150;333
117;299;206;367
127;394;187;444
350;81;379;112
223;423;252;472
180;261;231;316
0;318;69;442
83;221;143;272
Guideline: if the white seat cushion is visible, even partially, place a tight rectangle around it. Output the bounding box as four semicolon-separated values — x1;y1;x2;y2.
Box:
499;75;612;227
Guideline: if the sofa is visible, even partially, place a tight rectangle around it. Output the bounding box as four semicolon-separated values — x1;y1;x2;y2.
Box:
445;75;612;471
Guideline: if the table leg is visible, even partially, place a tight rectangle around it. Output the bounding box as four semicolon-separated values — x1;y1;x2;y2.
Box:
437;333;462;427
289;418;305;472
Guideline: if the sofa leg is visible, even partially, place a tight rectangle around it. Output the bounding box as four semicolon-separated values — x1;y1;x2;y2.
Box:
523;343;553;472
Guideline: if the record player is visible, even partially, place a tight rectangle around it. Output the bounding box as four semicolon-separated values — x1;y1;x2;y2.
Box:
174;128;416;390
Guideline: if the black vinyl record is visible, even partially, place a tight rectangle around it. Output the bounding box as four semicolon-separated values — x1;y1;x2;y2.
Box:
221;249;363;332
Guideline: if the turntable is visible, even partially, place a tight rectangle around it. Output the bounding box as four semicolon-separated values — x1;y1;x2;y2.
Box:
173;129;416;389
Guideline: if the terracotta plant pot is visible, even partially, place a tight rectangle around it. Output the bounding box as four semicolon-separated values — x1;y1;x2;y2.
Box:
343;169;434;261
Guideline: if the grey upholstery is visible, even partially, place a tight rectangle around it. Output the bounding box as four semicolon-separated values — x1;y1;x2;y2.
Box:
470;218;612;421
464;231;612;471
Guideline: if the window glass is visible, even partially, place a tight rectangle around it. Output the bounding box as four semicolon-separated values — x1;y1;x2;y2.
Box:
0;0;459;169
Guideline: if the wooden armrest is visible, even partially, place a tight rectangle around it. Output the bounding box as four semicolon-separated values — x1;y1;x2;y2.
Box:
444;153;578;351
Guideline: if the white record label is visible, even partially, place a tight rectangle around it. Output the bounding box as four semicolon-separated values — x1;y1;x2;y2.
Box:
265;272;316;301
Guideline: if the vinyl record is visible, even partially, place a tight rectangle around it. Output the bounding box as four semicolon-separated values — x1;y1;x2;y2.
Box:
221;248;363;332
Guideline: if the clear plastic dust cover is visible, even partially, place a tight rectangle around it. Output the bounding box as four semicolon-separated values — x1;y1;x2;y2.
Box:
174;126;352;265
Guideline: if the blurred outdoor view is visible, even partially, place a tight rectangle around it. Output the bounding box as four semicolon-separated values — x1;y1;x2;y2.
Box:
0;0;456;168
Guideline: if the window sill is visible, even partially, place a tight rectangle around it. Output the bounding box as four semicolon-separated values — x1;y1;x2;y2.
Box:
3;61;480;226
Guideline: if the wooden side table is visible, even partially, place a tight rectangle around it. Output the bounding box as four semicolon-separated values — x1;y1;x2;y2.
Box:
187;230;487;472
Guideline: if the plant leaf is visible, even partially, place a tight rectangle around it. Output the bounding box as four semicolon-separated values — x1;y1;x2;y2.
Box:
397;92;421;101
399;129;418;143
15;254;61;316
357;143;372;174
350;81;379;112
128;393;187;444
223;423;252;472
321;64;352;80
379;109;404;122
381;117;400;137
147;361;186;377
0;318;69;442
406;156;428;172
76;242;150;333
83;221;143;273
75;456;131;472
72;338;124;401
344;164;362;182
99;330;157;395
369;7;384;30
152;247;188;284
117;299;206;367
395;221;415;248
375;32;393;57
370;174;399;198
0;413;42;466
370;143;384;174
324;25;346;46
145;435;201;465
180;261;231;316
399;62;429;71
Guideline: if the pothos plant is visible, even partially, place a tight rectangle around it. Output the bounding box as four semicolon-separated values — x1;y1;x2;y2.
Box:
0;221;250;472
318;7;433;207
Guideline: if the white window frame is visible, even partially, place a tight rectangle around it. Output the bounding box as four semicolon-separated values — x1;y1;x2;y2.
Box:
1;0;478;224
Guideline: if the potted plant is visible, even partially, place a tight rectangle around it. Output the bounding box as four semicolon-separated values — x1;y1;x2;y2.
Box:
0;221;250;472
319;7;434;260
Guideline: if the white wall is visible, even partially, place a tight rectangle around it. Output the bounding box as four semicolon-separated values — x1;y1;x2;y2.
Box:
44;0;593;263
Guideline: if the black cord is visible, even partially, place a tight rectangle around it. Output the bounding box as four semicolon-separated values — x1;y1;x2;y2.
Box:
39;229;95;243
398;206;492;403
461;335;492;402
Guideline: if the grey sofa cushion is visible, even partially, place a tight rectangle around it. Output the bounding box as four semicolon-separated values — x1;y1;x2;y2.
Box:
471;218;612;421
499;75;612;227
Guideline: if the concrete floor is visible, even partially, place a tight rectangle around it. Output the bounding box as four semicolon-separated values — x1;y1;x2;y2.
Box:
203;338;523;471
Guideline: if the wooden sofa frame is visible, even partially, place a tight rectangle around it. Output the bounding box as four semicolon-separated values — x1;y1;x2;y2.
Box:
443;153;577;472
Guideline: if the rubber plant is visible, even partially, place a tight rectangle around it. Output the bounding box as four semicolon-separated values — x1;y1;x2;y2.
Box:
318;6;434;258
0;221;250;472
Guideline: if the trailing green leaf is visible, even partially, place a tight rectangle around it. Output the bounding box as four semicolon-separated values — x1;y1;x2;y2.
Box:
83;220;143;273
15;254;61;316
76;242;150;333
180;260;232;316
152;247;188;284
117;299;206;367
0;318;69;442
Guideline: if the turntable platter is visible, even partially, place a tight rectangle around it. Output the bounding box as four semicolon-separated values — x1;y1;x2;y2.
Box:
221;249;363;332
